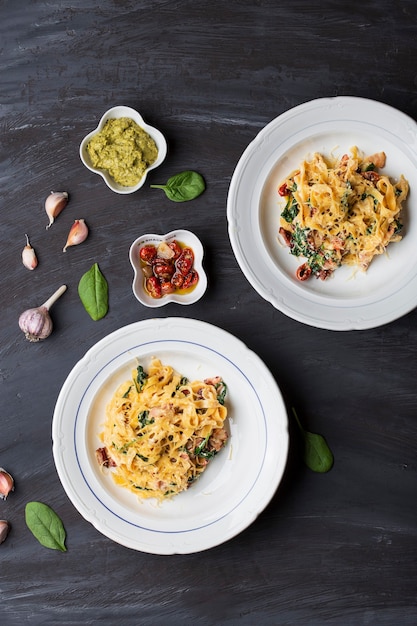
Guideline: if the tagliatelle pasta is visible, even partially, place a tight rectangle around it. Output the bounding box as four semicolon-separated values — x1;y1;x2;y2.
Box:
278;146;409;280
96;358;228;501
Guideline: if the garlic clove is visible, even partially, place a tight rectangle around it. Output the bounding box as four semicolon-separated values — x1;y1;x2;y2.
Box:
0;520;10;545
22;234;38;270
63;219;89;252
45;191;69;229
0;468;14;500
156;241;175;260
19;285;67;342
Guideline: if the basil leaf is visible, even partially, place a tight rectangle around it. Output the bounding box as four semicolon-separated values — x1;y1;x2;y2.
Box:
78;263;108;321
292;408;334;473
150;170;205;202
25;502;67;552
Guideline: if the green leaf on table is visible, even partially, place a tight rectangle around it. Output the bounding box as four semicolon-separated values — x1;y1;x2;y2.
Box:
150;170;205;202
78;262;109;321
25;502;67;552
292;407;334;473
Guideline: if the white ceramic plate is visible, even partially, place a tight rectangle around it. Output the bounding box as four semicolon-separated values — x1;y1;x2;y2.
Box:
227;96;417;330
52;318;289;554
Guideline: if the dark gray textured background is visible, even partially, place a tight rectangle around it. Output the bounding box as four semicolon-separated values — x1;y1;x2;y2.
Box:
1;1;416;624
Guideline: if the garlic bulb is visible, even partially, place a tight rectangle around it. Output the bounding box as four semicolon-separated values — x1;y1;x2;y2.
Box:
0;468;14;500
19;307;53;341
19;284;67;342
63;219;89;252
0;520;10;545
22;234;38;270
45;191;69;229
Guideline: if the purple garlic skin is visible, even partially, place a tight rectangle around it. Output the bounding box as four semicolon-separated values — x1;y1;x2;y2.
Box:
18;285;67;342
18;306;53;342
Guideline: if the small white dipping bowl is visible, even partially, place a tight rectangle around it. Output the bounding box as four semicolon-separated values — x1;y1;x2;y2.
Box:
129;229;207;308
79;106;167;194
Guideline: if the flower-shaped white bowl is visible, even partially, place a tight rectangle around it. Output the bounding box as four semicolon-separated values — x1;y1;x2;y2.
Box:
79;106;167;195
129;229;207;308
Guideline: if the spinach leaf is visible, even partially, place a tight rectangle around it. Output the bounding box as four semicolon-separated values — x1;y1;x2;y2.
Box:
150;170;205;202
393;219;403;235
194;433;211;456
78;263;108;321
194;433;217;459
281;195;299;223
215;380;227;405
25;502;67;552
363;162;376;172
198;449;217;460
117;439;137;453
135;365;148;392
292;407;334;473
173;377;189;396
138;410;154;427
122;385;132;398
290;225;339;276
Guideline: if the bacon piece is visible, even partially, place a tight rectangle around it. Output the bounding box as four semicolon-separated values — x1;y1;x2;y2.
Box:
318;269;332;280
279;227;292;247
329;236;344;251
362;170;380;183
96;447;116;468
208;427;228;452
149;404;174;420
307;229;323;249
204;376;222;387
366;151;386;169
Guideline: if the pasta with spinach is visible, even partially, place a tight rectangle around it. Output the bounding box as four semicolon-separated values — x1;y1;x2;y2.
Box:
96;358;228;501
278;147;409;280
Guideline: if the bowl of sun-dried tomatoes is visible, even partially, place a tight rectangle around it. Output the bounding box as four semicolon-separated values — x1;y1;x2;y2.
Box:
129;229;207;307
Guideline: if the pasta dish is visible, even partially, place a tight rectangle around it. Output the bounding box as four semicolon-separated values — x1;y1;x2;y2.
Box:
96;358;228;501
278;147;409;280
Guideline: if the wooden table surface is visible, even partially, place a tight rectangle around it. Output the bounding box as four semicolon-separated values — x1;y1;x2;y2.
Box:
1;1;416;624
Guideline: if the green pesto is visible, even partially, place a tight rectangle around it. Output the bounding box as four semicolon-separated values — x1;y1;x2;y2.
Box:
87;117;158;187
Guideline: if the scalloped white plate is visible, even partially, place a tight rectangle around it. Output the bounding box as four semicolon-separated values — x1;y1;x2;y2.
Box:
129;229;207;307
52;318;289;554
79;105;167;194
227;96;417;330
